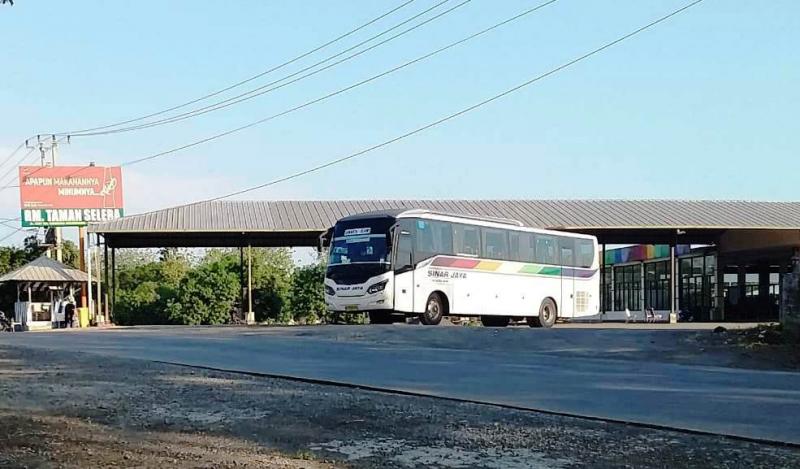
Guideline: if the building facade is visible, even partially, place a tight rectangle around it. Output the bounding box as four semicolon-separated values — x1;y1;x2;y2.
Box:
602;243;785;322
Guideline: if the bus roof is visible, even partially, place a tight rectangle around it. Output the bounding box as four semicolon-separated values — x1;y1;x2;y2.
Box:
337;209;594;239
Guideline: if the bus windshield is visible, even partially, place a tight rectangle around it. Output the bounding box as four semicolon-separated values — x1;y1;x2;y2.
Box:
329;234;389;265
328;217;394;266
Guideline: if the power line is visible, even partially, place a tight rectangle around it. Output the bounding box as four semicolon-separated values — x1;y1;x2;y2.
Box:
0;141;25;172
0;226;31;244
68;0;468;137
68;0;560;171
157;0;707;210
0;0;544;188
45;0;558;174
55;0;419;136
0;136;68;191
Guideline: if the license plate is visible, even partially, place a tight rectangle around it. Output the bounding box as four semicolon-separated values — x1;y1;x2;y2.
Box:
345;305;359;311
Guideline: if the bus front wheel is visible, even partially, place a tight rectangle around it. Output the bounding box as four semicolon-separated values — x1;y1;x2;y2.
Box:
421;293;445;325
528;298;557;328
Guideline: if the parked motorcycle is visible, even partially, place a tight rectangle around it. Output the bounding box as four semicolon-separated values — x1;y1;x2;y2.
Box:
0;310;13;332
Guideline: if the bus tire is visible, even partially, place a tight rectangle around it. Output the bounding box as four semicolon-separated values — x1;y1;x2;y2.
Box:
421;293;445;325
528;298;557;328
369;311;394;325
481;315;509;327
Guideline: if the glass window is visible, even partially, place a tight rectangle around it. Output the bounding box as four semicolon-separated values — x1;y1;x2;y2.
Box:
575;238;595;268
704;255;716;276
519;232;535;262
329;235;389;265
482;228;509;260
453;224;481;257
680;258;691;278
509;231;536;263
509;232;520;262
644;260;669;310
614;264;641;311
393;220;414;270
692;257;704;276
534;234;558;265
559;237;575;267
414;219;453;264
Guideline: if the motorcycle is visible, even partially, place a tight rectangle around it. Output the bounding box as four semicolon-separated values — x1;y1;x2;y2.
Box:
0;310;13;332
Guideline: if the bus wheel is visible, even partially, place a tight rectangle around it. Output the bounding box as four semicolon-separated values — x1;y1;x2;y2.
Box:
369;311;394;325
528;298;557;328
421;293;445;325
481;315;509;327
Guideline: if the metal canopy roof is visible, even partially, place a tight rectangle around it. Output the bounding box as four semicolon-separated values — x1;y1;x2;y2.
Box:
89;199;800;248
0;256;89;283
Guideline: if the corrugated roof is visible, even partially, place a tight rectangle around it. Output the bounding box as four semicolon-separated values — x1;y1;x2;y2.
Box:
88;199;800;233
0;256;89;283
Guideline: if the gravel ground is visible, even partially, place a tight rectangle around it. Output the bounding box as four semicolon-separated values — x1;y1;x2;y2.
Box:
1;345;799;468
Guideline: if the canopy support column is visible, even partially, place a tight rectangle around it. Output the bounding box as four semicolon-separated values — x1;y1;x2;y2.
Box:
112;247;117;323
104;238;110;323
246;244;254;325
670;244;677;323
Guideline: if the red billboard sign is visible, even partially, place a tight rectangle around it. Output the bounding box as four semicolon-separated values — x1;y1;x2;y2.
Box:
19;166;124;227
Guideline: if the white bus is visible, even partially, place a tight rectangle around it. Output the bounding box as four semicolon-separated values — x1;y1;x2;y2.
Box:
324;209;599;327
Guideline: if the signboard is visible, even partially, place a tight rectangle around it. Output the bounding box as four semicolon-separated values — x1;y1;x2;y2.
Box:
19;166;124;227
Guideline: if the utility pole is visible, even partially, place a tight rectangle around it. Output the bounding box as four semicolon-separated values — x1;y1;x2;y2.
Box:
49;135;62;263
25;135;65;262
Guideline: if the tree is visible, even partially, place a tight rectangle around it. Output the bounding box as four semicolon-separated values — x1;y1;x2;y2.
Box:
168;257;239;325
288;261;326;324
251;248;293;322
61;240;80;268
113;251;190;325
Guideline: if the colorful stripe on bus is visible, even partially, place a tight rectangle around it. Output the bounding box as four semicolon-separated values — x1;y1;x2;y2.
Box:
430;256;596;278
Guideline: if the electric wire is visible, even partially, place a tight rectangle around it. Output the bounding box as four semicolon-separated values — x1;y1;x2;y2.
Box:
126;0;708;213
73;0;560;171
68;0;468;137
55;0;419;136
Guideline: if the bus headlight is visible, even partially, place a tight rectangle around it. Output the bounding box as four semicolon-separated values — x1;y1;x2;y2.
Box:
324;285;335;296
367;280;388;294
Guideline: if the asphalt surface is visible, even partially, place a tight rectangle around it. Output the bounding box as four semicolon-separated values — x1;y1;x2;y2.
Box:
3;324;800;445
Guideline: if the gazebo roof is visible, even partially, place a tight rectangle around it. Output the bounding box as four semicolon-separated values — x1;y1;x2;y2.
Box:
0;256;89;283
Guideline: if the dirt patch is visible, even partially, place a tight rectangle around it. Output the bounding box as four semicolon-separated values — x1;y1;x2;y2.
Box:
0;412;330;469
690;324;800;370
1;345;799;468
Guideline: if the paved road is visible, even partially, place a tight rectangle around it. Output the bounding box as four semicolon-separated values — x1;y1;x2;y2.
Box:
3;325;800;445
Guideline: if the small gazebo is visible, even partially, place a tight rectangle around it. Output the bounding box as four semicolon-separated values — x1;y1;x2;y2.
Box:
0;256;90;330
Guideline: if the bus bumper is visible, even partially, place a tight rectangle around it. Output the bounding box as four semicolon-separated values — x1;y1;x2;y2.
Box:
325;294;393;313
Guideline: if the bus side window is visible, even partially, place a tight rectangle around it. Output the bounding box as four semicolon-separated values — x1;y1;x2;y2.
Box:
454;224;481;257
414;220;453;264
534;235;558;265
482;228;509;261
519;232;535;263
559;237;575;267
509;232;520;262
576;239;595;268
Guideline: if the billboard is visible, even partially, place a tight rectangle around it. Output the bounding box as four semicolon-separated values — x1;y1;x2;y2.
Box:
19;166;124;227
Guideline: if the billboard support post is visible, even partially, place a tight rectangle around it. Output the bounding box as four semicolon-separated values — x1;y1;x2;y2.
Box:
78;226;87;307
95;234;103;324
86;229;93;323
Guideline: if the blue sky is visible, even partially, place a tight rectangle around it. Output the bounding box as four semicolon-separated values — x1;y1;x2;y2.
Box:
1;0;799;244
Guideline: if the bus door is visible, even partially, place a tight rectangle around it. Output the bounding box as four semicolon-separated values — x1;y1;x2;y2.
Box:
392;223;415;312
560;240;575;318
